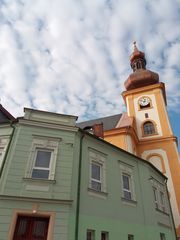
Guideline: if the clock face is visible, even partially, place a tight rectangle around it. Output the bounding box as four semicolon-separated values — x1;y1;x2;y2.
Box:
139;97;150;107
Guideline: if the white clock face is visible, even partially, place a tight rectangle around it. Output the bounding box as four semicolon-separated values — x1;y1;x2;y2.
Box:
139;97;150;107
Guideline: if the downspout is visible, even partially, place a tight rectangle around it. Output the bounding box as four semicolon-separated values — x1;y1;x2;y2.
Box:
0;122;15;178
75;132;84;240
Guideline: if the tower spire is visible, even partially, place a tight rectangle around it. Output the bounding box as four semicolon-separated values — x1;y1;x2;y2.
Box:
133;41;138;51
124;44;159;91
130;42;146;72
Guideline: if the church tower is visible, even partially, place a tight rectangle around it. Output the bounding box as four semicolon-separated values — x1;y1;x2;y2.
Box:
122;43;180;236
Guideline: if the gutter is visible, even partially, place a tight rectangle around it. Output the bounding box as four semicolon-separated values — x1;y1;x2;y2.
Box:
0;122;15;178
75;133;84;240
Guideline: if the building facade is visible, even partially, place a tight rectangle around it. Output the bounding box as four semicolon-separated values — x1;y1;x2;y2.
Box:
0;107;78;240
0;106;177;239
78;44;180;238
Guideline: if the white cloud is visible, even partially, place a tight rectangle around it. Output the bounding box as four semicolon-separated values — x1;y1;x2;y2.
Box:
0;0;179;122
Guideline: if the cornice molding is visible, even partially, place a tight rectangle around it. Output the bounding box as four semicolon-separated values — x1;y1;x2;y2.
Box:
104;127;178;147
122;82;167;105
0;195;73;205
18;119;79;132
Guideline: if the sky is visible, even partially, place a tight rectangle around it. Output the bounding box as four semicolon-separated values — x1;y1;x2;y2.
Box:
0;0;179;147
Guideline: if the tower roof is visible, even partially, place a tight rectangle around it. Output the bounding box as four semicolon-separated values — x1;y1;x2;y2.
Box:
130;41;146;66
124;43;159;91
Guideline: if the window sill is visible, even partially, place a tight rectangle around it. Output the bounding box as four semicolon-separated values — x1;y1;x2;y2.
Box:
88;188;108;199
23;177;56;184
155;208;169;216
121;197;137;206
142;132;158;137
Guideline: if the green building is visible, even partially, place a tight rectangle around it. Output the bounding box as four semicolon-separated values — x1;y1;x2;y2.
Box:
0;105;176;240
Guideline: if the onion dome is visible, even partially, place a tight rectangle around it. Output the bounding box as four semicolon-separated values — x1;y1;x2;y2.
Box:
124;42;159;91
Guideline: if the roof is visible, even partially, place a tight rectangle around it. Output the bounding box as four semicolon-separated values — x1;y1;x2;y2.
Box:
76;114;122;131
78;128;167;180
0;104;16;123
116;113;134;128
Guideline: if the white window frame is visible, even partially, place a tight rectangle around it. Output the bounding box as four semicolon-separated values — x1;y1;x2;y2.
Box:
26;137;59;180
159;191;166;212
91;161;102;191
153;187;158;209
122;173;132;200
31;148;54;180
119;162;136;202
152;179;167;213
89;149;107;193
0;137;10;170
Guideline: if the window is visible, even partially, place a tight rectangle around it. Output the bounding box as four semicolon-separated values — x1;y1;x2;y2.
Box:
0;137;10;170
145;113;149;118
119;162;136;202
87;230;95;240
160;191;166;212
13;216;49;240
101;231;108;240
153;187;158;209
143;121;156;135
128;234;134;240
122;174;132;200
31;149;53;179
160;233;166;240
91;162;102;191
152;180;167;213
89;149;107;193
26;137;59;180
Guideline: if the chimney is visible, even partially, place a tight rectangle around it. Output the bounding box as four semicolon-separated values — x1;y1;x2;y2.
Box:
92;123;104;139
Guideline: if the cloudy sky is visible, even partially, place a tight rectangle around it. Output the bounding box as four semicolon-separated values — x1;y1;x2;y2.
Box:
0;0;180;145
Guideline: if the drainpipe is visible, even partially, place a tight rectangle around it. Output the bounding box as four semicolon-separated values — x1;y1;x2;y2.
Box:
75;132;84;240
0;122;15;178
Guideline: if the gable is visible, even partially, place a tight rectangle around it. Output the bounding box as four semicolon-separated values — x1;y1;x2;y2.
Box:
0;105;16;123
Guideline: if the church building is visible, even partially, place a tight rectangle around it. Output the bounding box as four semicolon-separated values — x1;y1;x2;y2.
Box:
77;43;180;238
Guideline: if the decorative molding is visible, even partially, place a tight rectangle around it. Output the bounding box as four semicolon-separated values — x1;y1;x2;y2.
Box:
18;119;79;132
118;160;134;168
157;222;172;229
8;209;56;240
0;195;73;204
156;208;169;216
88;188;108;199
121;197;137;206
23;177;56;184
32;134;62;141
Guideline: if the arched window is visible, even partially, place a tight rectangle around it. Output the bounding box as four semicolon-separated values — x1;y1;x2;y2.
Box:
143;121;156;135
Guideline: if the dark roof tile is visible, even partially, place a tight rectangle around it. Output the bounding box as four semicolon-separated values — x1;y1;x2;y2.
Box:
76;114;122;131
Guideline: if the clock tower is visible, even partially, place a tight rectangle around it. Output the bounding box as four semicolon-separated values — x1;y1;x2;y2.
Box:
122;43;180;236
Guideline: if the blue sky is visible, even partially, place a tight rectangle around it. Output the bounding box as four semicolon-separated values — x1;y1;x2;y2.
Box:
0;0;179;148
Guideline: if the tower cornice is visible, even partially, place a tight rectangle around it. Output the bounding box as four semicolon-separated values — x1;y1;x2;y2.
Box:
122;82;167;105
